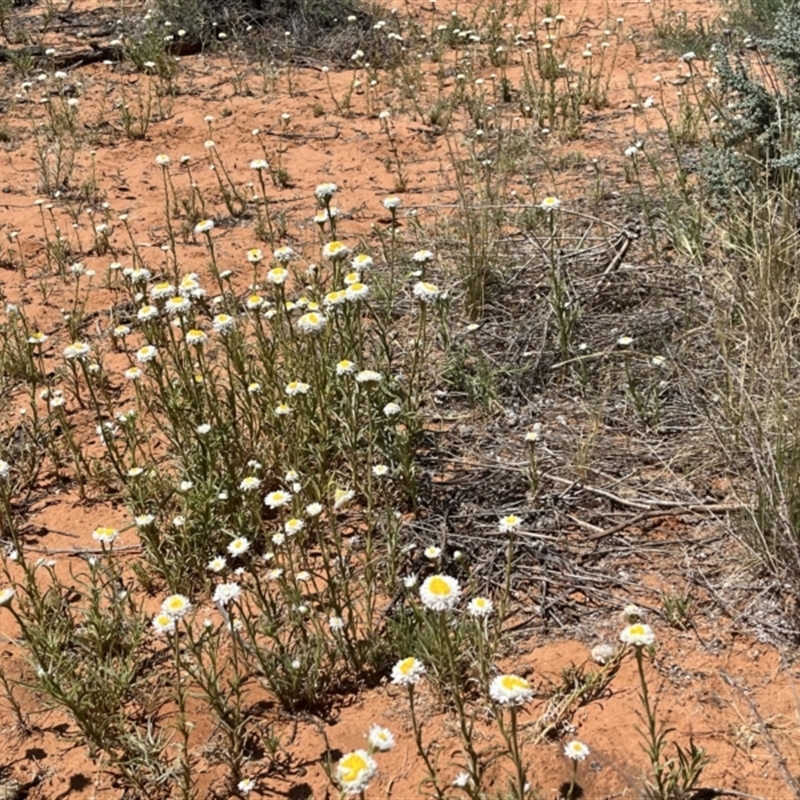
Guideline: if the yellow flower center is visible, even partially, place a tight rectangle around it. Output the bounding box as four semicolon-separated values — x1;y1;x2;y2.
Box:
500;674;530;692
428;576;452;597
398;657;416;675
339;752;368;783
629;624;646;636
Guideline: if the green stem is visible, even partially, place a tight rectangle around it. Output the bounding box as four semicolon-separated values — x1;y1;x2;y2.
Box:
407;685;446;800
635;646;665;795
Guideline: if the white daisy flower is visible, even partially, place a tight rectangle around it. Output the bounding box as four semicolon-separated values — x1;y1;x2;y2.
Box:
499;514;523;533
468;597;494;617
413;281;440;302
322;240;350;260
27;331;48;346
352;253;374;270
419;574;460;611
227;537;250;557
264;490;292;509
336;359;355;375
150;281;175;300
213;582;242;606
179;273;204;298
297;312;327;334
355;369;382;385
285;517;304;535
564;740;590;761
620;623;655;647
165;296;191;316
273;246;295;263
315;182;338;200
489;673;534;706
345;282;370;302
333;488;354;510
212;314;236;333
412;249;434;263
185;329;208;346
336;750;377;795
152;611;176;634
367;725;395;751
207;555;227;573
383;401;401;416
92;526;118;544
391;656;426;685
285;380;310;396
136;345;158;363
161;594;192;619
63;341;90;359
239;476;262;492
325;290;347;307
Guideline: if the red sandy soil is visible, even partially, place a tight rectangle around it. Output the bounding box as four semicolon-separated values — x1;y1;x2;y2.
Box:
0;0;798;798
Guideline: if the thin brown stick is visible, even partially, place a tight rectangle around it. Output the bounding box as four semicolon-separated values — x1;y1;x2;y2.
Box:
720;670;800;799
